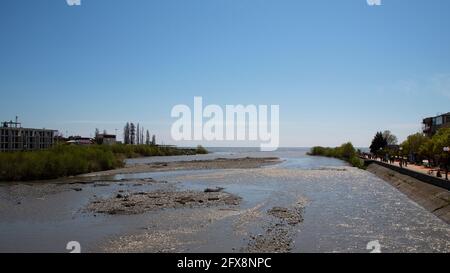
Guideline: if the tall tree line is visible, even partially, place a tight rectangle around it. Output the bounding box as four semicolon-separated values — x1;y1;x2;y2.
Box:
123;122;156;145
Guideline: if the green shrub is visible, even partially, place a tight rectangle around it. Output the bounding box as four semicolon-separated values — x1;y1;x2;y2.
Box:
309;143;365;169
348;156;365;169
196;145;208;154
0;143;206;181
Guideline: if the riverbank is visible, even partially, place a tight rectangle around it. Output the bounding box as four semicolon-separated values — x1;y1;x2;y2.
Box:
0;144;206;182
366;163;450;224
308;143;365;169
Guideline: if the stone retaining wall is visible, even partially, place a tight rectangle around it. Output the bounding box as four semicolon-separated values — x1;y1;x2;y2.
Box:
366;162;450;224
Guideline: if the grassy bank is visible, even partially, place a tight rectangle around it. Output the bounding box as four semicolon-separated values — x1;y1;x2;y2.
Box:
308;142;365;169
0;144;207;181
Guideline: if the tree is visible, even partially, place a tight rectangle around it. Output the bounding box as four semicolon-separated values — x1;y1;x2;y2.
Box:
93;128;100;144
382;130;398;145
419;138;435;166
123;123;130;144
401;133;428;163
339;142;356;159
146;130;150;145
370;132;387;154
130;123;136;145
136;123;140;145
431;128;450;166
151;135;156;145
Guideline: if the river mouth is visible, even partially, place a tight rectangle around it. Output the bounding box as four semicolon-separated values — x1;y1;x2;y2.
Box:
0;148;449;253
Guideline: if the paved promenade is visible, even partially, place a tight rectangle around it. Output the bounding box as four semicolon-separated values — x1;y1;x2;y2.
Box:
369;158;449;181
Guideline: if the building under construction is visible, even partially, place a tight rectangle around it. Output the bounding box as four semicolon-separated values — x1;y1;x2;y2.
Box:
0;117;56;152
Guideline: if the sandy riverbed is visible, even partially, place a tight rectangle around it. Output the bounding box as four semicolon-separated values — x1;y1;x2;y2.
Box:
80;157;282;178
1;152;449;253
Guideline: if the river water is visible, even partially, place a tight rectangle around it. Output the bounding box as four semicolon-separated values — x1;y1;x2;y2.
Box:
0;148;449;252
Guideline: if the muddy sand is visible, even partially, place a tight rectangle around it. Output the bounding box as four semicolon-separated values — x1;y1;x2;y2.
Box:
87;188;241;215
80;157;282;177
245;199;307;253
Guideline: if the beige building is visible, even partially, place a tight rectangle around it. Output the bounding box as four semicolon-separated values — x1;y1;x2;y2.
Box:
95;134;117;145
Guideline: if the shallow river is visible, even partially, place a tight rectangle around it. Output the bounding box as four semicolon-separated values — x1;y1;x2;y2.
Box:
0;148;449;252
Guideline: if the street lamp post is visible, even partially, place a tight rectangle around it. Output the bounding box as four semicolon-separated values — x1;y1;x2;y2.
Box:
444;146;450;181
399;147;403;168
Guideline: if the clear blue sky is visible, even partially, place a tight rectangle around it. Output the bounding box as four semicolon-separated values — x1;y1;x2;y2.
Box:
1;0;449;147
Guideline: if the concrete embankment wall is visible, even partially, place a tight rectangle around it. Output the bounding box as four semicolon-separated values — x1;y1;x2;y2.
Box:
366;162;450;224
365;160;450;190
